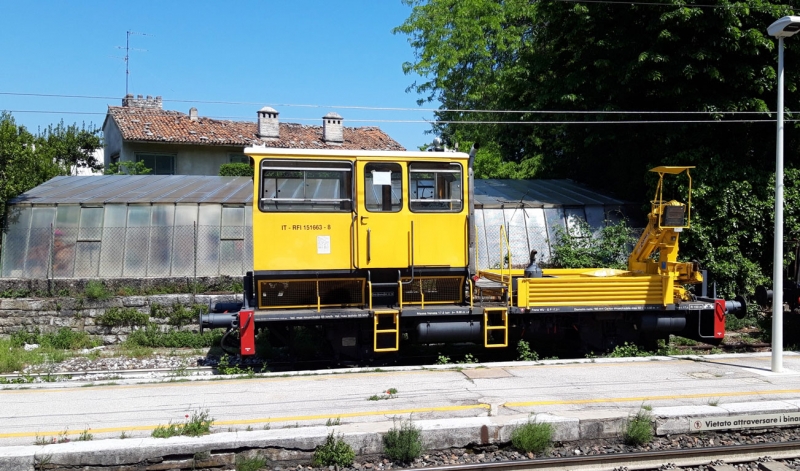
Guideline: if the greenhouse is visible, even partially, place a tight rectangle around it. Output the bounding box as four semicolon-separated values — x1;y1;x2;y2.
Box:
0;175;632;279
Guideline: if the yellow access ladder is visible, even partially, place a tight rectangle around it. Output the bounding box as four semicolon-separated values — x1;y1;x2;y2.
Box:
484;308;508;348
374;310;400;352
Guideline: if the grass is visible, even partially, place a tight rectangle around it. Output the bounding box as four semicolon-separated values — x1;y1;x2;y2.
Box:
510;418;554;454
623;408;654;446
125;323;223;349
0;329;102;374
236;454;268;471
382;419;422;463
151;409;214;438
326;417;341;426
312;432;355;467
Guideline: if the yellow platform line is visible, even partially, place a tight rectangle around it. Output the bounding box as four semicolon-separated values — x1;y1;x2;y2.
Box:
0;404;491;439
504;388;800;408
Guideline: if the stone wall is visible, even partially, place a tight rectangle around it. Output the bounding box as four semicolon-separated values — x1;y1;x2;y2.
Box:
0;293;241;343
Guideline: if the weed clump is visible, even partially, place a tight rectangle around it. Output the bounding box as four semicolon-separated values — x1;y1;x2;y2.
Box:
382;419;422;463
623;409;653;445
312;432;355;467
510;418;553;454
84;280;112;301
152;409;213;438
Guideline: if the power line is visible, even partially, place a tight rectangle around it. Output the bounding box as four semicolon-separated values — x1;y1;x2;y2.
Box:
0;92;786;116
556;0;797;11
2;110;789;125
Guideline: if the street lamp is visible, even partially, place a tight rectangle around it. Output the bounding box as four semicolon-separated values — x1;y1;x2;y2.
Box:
767;16;800;373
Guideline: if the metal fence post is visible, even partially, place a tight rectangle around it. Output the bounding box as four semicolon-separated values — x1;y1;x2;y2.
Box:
193;221;198;302
48;223;54;295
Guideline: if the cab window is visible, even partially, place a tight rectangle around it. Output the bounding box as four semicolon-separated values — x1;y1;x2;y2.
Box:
259;160;353;212
409;162;462;212
364;163;402;212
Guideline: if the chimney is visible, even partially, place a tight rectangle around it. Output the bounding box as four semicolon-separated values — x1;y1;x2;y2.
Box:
257;106;279;140
121;94;163;109
323;112;343;144
189;107;198;121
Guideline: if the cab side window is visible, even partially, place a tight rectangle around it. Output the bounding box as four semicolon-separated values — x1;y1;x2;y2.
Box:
409;162;463;212
364;163;402;212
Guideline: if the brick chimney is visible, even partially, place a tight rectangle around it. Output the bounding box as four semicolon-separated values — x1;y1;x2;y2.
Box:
257;106;279;140
122;94;163;109
189;107;198;121
323;112;343;144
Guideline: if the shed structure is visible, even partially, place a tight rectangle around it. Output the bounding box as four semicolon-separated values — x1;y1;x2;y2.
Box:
1;176;634;279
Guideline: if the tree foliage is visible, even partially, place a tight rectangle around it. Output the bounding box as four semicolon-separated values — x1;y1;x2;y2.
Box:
397;0;800;296
103;160;152;175
0;112;103;225
219;162;252;177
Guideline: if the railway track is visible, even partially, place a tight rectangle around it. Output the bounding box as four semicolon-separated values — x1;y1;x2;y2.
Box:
405;442;800;471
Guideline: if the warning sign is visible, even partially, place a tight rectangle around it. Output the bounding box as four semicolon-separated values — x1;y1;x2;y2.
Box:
691;412;800;431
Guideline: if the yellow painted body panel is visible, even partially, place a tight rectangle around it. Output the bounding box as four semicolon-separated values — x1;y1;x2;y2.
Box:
517;275;664;307
411;213;468;267
252;211;354;271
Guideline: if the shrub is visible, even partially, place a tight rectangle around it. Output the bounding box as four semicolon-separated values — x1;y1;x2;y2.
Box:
383;419;422;463
516;340;540;361
151;303;205;327
96;307;150;327
312;432;355;467
219;163;252;176
550;218;638;270
510;418;553;454
84;280;112;301
623;409;653;446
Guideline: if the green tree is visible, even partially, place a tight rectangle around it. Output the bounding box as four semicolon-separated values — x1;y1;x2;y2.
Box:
0;112;62;222
37;120;102;175
397;0;800;296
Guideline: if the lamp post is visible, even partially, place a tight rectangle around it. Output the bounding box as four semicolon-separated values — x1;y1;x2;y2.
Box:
767;16;800;373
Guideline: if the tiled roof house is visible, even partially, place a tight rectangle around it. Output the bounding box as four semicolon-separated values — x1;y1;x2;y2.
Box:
102;95;405;175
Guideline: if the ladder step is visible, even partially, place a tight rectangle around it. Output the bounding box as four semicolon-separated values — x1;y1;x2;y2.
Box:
374;310;400;352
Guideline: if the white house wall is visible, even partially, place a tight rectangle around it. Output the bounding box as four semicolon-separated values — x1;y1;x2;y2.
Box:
118;142;245;176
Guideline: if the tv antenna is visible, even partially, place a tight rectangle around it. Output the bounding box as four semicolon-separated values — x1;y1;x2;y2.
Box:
116;30;150;96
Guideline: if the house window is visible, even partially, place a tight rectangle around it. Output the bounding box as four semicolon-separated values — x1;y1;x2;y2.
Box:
136;153;175;175
229;153;249;164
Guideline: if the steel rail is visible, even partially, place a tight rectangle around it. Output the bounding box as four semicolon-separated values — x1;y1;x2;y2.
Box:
404;442;800;471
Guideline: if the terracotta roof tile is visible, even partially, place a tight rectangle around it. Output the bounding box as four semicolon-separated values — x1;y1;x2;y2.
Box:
107;106;406;151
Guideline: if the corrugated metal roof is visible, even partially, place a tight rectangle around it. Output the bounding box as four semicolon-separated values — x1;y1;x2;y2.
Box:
10;176;254;205
473;179;628;208
10;176;627;207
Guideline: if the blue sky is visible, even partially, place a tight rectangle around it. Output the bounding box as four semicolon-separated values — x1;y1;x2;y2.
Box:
0;1;436;150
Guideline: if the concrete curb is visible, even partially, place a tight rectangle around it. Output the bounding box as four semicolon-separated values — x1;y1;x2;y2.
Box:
4;401;800;471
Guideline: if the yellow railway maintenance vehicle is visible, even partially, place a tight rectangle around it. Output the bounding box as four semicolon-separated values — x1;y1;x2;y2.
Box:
201;148;745;360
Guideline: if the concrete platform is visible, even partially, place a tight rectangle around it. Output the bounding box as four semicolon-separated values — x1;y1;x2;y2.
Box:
2;352;800;470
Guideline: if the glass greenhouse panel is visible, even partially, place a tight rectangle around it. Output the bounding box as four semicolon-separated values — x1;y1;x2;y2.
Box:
1;206;31;277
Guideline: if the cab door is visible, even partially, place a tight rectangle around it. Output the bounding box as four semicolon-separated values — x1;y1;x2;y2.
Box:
356;161;409;268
